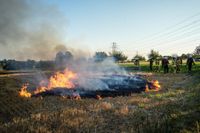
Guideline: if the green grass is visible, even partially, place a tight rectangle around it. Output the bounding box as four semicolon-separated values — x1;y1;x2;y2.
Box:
119;61;200;73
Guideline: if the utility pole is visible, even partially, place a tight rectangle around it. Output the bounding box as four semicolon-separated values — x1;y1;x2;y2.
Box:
112;42;117;55
136;51;138;56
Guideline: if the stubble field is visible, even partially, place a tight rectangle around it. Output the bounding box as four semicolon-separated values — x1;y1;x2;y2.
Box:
0;65;200;133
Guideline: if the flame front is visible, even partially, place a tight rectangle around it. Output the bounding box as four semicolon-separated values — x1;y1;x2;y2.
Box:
152;80;161;90
145;80;161;92
19;69;77;97
19;84;31;98
48;69;76;89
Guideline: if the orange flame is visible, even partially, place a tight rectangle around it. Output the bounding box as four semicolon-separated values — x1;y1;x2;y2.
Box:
145;84;149;92
19;84;31;97
145;80;161;92
48;69;76;89
33;86;47;94
19;69;77;97
152;80;161;90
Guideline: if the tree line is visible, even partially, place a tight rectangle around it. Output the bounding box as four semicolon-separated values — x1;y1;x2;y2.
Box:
93;45;200;63
0;45;199;70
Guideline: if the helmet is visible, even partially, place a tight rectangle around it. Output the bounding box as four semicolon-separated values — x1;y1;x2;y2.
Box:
164;56;168;59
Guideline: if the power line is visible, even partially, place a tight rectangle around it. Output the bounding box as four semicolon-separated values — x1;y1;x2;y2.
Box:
158;38;200;52
128;15;200;51
112;12;200;57
137;19;200;49
135;11;200;44
143;20;200;44
138;27;200;50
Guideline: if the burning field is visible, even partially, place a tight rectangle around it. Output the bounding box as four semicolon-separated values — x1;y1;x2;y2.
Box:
19;68;160;99
1;0;200;132
1;56;200;132
0;68;200;132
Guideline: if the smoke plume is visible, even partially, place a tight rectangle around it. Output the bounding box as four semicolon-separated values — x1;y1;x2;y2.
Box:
0;0;83;60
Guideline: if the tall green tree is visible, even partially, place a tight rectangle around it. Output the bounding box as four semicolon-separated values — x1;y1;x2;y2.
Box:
148;50;161;60
132;54;146;61
93;51;108;62
194;45;200;55
181;54;188;60
110;51;127;63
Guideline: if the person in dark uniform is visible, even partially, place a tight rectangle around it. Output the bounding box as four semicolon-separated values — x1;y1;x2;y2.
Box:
155;57;161;72
149;58;154;71
180;57;183;65
176;57;181;73
162;56;169;74
186;55;195;72
171;57;176;73
135;59;140;66
133;58;140;70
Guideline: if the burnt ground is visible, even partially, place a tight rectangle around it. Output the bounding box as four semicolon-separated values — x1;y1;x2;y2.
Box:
0;71;200;133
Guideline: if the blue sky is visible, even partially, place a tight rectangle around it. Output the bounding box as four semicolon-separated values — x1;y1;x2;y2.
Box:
46;0;200;58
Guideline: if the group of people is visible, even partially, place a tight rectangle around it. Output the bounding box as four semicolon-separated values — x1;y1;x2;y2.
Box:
149;55;195;73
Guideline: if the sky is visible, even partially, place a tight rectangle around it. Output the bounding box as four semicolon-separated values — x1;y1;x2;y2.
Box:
1;0;200;60
51;0;200;58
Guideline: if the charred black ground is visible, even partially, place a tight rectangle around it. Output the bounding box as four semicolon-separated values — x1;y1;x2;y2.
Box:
32;75;152;98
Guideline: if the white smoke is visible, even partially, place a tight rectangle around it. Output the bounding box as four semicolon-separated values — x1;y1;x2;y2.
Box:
0;0;90;60
69;57;129;91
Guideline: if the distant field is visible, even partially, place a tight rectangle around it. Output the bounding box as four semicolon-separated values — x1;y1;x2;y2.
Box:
119;61;200;73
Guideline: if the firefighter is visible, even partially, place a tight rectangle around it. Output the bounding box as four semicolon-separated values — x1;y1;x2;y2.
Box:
162;56;169;74
135;59;140;66
155;57;161;72
186;55;195;72
133;58;140;70
149;58;154;71
180;57;183;65
171;56;177;73
175;57;181;73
